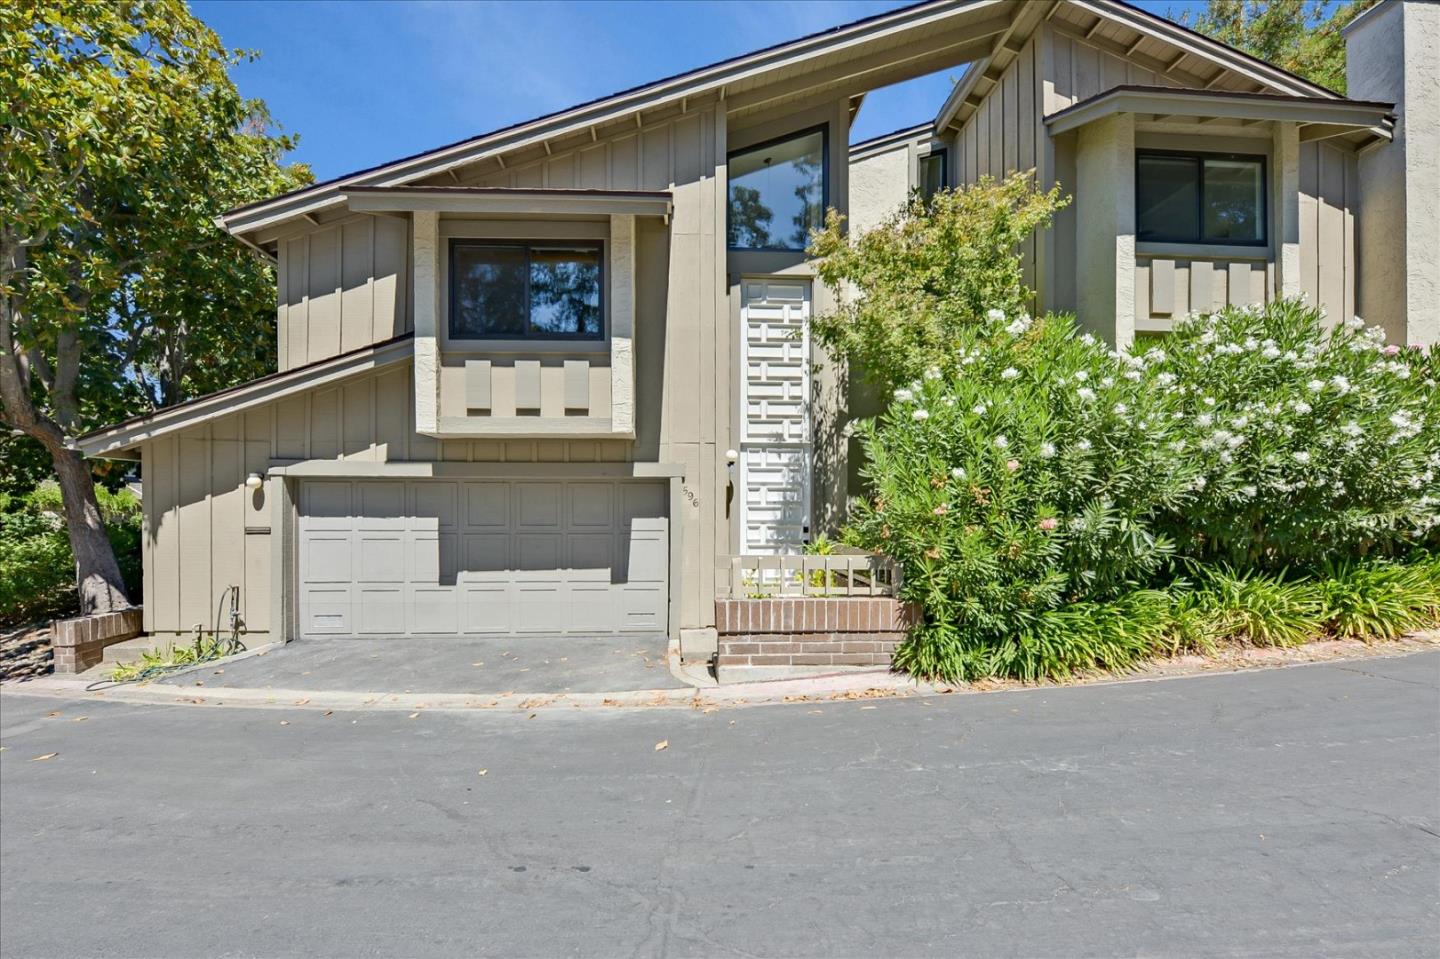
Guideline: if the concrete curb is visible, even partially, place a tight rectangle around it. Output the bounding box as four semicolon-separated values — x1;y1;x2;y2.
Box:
4;635;1433;715
1;665;938;713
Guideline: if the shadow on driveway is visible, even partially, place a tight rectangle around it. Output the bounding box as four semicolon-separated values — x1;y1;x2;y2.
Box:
159;635;688;695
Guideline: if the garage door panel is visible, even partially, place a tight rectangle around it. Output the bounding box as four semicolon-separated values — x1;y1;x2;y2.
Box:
301;482;353;527
303;533;353;583
621;584;666;631
568;483;613;529
300;479;668;637
465;483;510;530
301;585;351;634
625;520;669;583
462;583;511;633
513;581;566;633
358;482;406;525
516;534;562;571
357;533;405;583
356;587;405;634
410;586;458;634
411;482;458;529
568;533;614;573
517;483;562;529
463;533;511;572
569;582;617;632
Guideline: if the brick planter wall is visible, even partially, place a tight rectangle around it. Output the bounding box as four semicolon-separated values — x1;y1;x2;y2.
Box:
50;608;143;674
714;598;920;678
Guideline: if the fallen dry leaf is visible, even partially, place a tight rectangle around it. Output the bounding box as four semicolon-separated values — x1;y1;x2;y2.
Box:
294;698;310;706
408;712;420;719
46;711;60;718
279;720;290;726
323;710;333;717
73;717;88;722
477;769;488;776
31;753;58;762
860;705;878;710
654;740;669;751
471;661;484;667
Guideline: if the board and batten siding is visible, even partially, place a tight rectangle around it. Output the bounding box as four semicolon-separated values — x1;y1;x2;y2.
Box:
139;362;634;639
951;23;1361;330
445;105;730;629
276;214;412;371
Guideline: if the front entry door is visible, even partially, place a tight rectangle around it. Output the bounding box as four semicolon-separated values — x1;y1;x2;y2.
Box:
739;280;812;554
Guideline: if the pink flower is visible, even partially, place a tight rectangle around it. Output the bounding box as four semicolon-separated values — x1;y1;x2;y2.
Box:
1038;517;1058;531
1384;344;1400;356
933;504;949;516
1006;459;1020;472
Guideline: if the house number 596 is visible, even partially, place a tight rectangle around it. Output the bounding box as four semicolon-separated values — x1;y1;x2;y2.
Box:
681;486;701;509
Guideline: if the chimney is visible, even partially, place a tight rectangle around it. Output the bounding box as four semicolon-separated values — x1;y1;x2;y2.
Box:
1346;0;1439;346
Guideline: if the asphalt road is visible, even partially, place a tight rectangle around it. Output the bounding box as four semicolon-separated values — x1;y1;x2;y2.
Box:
2;653;1437;958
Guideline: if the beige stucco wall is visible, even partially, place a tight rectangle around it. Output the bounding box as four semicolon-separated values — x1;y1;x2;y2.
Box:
1349;0;1440;345
275;214;412;371
848;142;911;235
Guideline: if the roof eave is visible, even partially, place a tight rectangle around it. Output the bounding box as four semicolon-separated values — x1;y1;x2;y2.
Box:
75;335;415;459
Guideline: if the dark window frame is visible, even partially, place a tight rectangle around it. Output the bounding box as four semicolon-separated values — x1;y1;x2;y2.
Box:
726;123;830;252
918;147;949;200
447;238;606;342
1135;149;1268;247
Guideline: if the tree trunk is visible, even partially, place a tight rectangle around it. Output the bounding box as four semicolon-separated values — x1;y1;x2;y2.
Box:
1;238;131;616
50;442;131;614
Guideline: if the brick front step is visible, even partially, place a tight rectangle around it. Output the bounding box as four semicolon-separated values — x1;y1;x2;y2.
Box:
50;608;144;674
714;598;919;678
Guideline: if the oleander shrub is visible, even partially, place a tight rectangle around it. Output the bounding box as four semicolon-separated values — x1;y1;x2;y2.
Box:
840;302;1438;681
0;484;142;627
1148;301;1440;567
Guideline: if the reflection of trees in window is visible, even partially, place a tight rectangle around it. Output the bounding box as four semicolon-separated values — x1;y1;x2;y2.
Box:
727;186;774;249
530;250;601;336
788;153;823;249
453;246;526;337
450;242;602;339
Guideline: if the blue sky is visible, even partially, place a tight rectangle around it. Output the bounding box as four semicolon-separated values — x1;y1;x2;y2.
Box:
194;0;1208;182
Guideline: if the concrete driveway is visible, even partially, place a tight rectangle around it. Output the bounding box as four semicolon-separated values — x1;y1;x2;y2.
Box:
156;634;687;695
2;651;1437;957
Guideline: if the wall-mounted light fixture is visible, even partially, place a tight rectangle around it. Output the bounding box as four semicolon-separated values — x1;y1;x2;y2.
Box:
244;472;265;490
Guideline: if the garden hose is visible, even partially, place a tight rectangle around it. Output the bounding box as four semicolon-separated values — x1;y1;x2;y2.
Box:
84;585;246;689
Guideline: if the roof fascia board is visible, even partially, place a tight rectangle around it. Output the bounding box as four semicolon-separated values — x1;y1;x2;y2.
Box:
849;123;936;160
1044;88;1394;136
1070;0;1341;99
934;0;1050;132
219;0;1012;236
343;190;672;218
934;58;986;132
76;338;413;458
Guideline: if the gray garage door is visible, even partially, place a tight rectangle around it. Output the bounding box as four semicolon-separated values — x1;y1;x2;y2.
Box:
298;479;668;637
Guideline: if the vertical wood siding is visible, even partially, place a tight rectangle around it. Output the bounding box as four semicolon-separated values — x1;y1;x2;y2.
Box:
140;363;635;638
276;214;411;371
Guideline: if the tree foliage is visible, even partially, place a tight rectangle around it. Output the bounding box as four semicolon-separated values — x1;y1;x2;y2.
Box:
1175;0;1379;94
1;0;309;613
807;172;1068;393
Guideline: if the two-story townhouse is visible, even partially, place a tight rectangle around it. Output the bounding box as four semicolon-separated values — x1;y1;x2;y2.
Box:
77;0;1434;665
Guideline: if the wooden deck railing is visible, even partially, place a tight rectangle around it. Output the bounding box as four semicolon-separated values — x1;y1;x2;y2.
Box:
716;549;902;599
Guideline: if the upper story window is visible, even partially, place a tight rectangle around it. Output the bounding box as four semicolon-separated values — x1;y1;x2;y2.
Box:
727;126;827;251
1136;150;1266;246
449;240;603;340
918;149;947;202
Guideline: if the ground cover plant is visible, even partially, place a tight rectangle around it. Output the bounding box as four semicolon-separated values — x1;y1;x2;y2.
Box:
810;179;1439;682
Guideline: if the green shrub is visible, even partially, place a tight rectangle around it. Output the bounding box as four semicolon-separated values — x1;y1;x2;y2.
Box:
1316;556;1440;640
840;301;1437;681
0;483;142;627
808;171;1069;392
1151;301;1439;568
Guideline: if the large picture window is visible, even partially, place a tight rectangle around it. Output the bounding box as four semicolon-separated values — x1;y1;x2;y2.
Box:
727;126;827;251
1136;151;1266;246
449;241;603;340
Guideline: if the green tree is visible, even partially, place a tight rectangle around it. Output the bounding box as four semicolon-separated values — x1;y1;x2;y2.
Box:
1;0;309;614
807;171;1068;392
1175;0;1379;94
